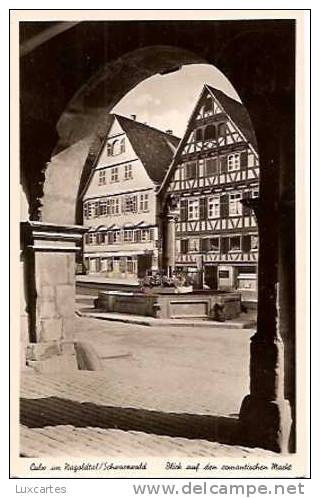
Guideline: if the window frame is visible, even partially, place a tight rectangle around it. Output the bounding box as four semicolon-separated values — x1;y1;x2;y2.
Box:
229;192;243;217
187;198;200;221
110;167;119;183
208;195;220;219
227;153;241;172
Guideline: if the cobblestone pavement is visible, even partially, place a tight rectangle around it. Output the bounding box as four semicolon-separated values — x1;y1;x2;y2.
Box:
20;316;273;457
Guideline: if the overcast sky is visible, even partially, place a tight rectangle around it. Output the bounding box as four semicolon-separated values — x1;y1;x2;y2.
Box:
111;64;240;138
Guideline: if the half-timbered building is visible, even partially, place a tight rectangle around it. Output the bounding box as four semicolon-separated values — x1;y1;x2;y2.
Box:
160;85;259;300
82;114;180;279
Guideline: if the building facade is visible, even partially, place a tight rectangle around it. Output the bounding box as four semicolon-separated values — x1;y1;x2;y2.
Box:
82;114;179;279
161;85;259;300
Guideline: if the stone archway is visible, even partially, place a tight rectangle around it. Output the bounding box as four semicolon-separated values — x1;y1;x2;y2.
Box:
20;20;296;453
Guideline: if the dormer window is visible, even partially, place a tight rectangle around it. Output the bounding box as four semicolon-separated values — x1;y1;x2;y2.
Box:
120;138;126;153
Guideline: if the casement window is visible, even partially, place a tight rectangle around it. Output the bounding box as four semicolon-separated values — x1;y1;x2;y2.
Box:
200;238;209;253
199;197;208;220
123;194;137;214
123;230;133;242
229;236;241;252
112;140;121;156
111;198;120;215
204;124;216;141
127;257;135;274
208;195;220;219
206;158;218;176
209;237;219;252
98;169;106;185
107;143;112;156
111;167;119;183
188;199;199;221
94;202;100;217
217;122;226;138
198;159;205;177
83;202;92;219
120;138;126;154
185;161;197;179
229;192;242;216
189;238;200;252
227;153;240;172
180;239;189;254
119;257;126;273
195;128;203;141
86;233;95;245
96;233;105;245
251;235;259;250
124;163;133;180
134;230;142;242
139;193;149;212
100;200;107;216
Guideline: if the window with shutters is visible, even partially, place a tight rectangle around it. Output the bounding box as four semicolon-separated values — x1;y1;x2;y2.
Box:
180;239;189;254
229;192;242;216
208;195;220;219
180;199;188;222
123;195;137;214
251;235;259;250
220;194;229;218
206;158;218;176
209;237;219;251
124;163;133;180
230;236;241;251
185;161;197;179
227;153;240;171
111;167;119;182
240;150;248;169
188;199;199;220
98;169;106;185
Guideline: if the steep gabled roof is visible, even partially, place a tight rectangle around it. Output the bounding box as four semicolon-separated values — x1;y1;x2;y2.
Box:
159;84;258;195
205;85;258;151
115;114;180;184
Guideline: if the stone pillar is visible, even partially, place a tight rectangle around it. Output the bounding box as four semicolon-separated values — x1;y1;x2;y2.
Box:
21;221;87;373
166;214;177;276
239;140;292;453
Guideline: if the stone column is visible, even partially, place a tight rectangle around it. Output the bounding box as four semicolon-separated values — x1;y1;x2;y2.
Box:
21;221;87;373
239;141;292;453
166;214;177;276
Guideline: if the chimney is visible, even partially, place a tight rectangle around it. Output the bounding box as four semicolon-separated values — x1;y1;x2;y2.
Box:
166;129;173;135
131;114;136;121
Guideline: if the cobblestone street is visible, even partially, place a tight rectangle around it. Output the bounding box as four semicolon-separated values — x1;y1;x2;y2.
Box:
20;315;273;457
